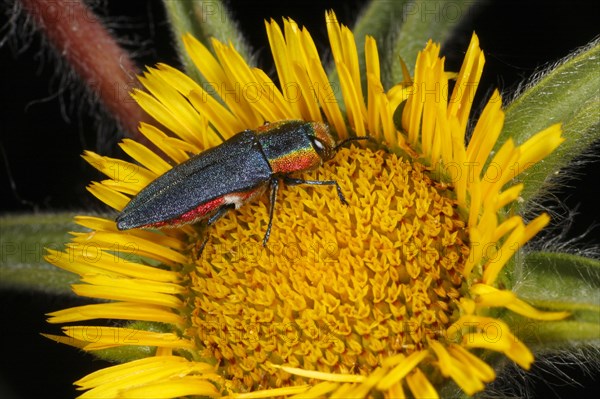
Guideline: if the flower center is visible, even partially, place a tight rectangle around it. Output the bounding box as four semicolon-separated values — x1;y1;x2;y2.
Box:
186;147;469;391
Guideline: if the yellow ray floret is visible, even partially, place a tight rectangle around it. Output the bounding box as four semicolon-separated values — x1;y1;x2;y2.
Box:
471;284;570;320
47;302;184;325
62;326;194;350
76;357;221;398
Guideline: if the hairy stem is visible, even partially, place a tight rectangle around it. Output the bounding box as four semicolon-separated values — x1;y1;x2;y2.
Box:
20;0;146;140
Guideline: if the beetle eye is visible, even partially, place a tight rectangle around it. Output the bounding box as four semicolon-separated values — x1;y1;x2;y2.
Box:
310;136;328;158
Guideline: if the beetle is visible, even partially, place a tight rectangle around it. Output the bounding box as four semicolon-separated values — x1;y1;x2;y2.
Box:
116;120;369;245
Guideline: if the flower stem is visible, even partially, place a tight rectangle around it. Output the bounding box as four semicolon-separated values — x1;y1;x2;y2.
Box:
19;0;146;140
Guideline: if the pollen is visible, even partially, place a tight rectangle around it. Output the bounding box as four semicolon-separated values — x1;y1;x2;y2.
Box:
189;145;469;392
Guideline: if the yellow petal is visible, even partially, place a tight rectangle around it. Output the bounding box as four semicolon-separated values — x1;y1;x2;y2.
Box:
406;368;439;399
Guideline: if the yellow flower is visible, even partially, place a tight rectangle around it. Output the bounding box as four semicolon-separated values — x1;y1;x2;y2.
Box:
45;11;569;398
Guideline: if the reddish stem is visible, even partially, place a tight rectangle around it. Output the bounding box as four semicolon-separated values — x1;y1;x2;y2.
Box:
20;0;147;141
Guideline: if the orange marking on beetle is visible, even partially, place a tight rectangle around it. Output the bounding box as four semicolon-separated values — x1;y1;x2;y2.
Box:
148;197;226;228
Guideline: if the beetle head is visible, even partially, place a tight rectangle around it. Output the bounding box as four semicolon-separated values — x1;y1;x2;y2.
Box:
307;122;337;161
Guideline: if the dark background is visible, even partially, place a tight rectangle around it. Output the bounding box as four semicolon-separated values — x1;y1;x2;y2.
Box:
1;0;598;398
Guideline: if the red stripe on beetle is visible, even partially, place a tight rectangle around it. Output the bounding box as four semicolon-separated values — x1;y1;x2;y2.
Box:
146;187;266;229
148;196;226;228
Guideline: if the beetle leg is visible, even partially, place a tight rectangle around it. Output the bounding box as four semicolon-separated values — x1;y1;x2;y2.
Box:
263;178;279;246
197;235;209;256
196;204;234;255
207;204;235;226
283;176;348;205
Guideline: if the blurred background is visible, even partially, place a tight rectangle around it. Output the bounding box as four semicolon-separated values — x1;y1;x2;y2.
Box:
1;0;598;397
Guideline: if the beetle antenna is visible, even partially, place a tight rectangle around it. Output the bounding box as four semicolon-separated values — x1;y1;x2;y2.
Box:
335;136;375;150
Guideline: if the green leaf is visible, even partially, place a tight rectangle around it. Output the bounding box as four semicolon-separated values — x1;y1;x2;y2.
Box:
501;39;600;205
353;0;480;89
84;321;175;363
516;252;600;312
86;344;156;363
162;0;254;84
0;213;82;295
508;252;600;348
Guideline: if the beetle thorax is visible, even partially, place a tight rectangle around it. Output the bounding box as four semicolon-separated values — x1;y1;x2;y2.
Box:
257;122;326;175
